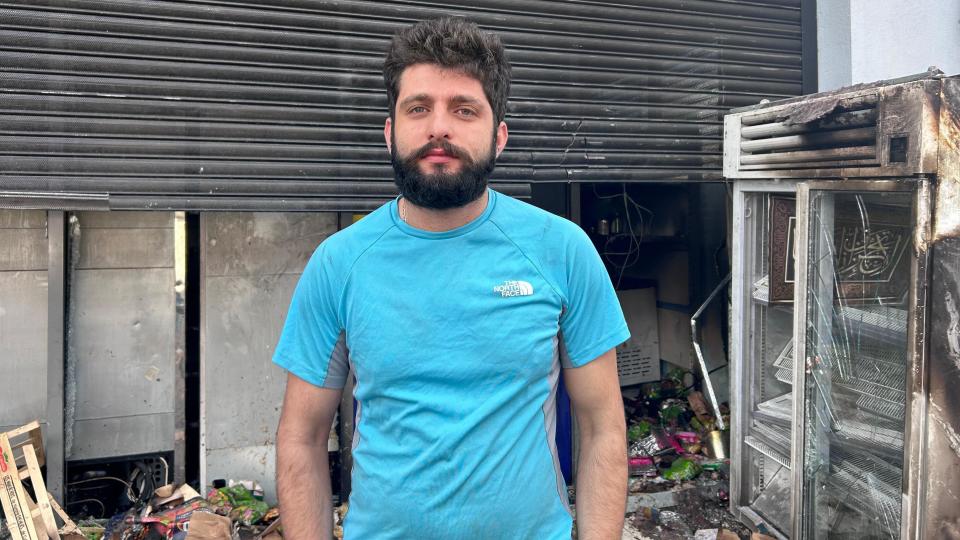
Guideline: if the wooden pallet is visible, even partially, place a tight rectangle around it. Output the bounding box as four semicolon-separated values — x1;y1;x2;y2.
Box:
0;422;77;540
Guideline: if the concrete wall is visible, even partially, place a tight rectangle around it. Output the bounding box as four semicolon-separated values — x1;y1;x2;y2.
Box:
0;211;48;434
201;212;337;504
818;0;960;91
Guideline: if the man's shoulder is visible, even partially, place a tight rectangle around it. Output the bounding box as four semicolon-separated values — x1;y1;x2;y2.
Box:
491;191;589;247
489;192;594;295
310;200;396;273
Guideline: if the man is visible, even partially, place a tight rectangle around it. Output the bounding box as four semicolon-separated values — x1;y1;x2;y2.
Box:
274;17;629;540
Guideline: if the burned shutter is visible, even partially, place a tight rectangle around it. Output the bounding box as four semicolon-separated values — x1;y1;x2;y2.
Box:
486;0;805;183
0;1;802;211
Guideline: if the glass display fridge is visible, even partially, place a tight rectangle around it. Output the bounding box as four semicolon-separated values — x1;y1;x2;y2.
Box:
726;71;960;539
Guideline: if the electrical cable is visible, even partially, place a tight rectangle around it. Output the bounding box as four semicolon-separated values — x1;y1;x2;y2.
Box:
66;476;133;488
615;185;639;288
65;498;106;518
593;184;654;288
67;474;141;505
128;462;157;503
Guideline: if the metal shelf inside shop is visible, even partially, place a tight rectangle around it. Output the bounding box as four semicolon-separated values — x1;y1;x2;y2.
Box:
838;305;908;346
755;392;793;426
752;275;770;304
773;336;906;421
828;403;905;462
822;445;902;524
746;419;791;469
772;340;794;385
835;377;905;421
829;346;906;423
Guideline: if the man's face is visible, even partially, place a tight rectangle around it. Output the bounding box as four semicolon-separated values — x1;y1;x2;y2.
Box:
385;64;508;209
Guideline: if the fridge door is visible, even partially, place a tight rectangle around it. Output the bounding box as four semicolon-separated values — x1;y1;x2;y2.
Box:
791;181;922;539
730;182;798;537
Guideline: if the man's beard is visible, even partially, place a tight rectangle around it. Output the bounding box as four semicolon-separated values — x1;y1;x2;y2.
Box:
390;134;497;210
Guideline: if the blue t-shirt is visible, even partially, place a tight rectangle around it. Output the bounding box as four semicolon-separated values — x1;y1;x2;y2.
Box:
273;189;629;540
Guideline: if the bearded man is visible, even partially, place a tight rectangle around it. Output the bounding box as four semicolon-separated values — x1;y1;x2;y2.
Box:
273;17;629;540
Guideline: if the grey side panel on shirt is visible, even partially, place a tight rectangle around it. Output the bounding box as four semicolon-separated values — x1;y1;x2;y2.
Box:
352;384;362;453
323;330;349;388
349;356;362;454
545;333;572;515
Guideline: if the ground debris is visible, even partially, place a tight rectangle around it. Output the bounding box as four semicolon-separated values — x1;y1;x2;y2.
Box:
626;482;753;540
621;520;654;540
49;480;282;540
618;368;747;539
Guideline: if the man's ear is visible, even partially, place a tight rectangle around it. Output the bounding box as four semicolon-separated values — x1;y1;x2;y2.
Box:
495;121;509;157
384;117;392;152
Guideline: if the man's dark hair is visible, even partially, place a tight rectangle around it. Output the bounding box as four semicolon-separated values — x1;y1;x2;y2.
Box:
383;17;511;125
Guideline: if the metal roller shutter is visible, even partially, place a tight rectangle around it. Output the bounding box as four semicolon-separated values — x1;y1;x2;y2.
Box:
0;0;803;211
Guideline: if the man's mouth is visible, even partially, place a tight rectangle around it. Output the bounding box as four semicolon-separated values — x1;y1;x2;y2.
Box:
412;141;470;166
420;148;457;164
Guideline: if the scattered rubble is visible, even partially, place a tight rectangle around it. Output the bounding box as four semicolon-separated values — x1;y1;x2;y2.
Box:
107;481;279;540
0;421;282;540
615;374;752;539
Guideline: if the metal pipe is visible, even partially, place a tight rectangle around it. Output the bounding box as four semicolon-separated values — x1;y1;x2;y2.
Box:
691;273;732;431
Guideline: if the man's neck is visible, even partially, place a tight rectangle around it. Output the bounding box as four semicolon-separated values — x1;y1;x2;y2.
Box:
399;190;489;232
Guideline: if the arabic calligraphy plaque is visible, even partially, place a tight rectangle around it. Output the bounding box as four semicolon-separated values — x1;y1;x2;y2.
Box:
769;195;911;304
769;196;797;302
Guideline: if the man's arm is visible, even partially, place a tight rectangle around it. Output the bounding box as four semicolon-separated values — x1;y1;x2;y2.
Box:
276;372;343;540
564;347;627;540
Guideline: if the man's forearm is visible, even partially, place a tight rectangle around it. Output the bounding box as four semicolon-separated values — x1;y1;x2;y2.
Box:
574;430;627;540
276;438;334;540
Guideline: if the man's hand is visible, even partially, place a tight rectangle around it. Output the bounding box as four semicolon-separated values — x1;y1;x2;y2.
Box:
564;348;627;540
276;373;343;540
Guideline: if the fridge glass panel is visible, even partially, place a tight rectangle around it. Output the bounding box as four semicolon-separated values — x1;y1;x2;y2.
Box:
800;190;912;540
739;192;794;535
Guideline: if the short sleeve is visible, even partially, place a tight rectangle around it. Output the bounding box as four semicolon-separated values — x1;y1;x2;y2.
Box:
272;244;349;389
558;227;630;368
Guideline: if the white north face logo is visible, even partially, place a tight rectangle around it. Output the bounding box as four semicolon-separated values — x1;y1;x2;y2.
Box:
493;280;534;297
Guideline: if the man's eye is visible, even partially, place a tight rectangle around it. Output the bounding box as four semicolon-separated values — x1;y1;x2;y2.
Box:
409;106;428;114
457;108;477;117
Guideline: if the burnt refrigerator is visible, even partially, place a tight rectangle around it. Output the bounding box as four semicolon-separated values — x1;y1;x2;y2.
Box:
726;71;960;539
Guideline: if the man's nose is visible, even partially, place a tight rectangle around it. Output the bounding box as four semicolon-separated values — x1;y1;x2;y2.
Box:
428;111;453;140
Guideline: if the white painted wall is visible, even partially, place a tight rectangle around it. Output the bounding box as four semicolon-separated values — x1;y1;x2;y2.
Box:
818;0;960;91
